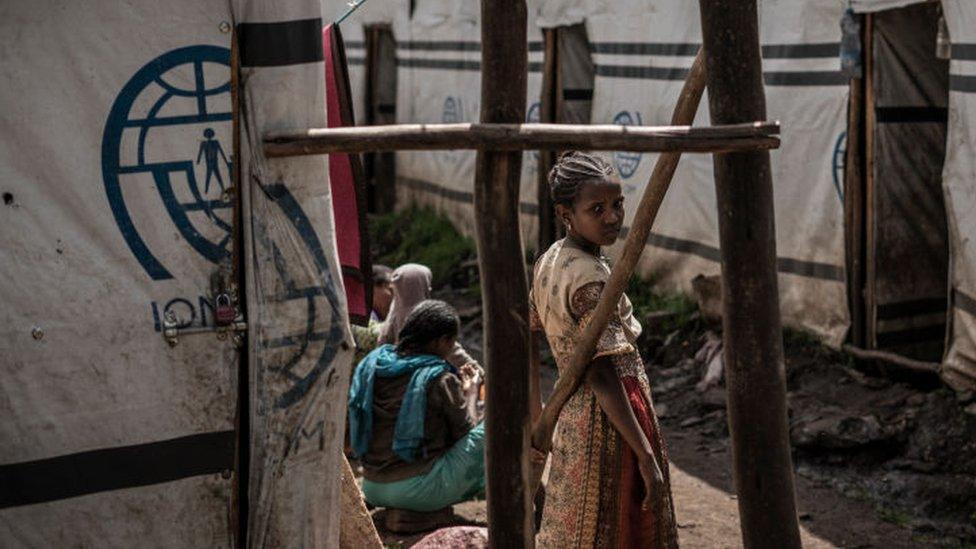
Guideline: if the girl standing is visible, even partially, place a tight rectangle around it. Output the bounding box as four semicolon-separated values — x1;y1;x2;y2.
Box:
531;152;678;548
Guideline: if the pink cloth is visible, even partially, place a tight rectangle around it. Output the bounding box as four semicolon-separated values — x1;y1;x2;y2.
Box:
413;526;488;549
324;24;370;323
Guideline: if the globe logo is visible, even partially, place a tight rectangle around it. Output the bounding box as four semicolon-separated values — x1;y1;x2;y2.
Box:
612;110;643;179
442;96;463;123
102;45;233;281
832;131;847;203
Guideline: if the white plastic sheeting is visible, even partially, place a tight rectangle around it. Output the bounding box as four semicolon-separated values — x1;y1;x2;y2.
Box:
589;0;850;345
235;1;355;547
940;0;976;390
851;0;927;12
0;1;237;546
392;2;545;248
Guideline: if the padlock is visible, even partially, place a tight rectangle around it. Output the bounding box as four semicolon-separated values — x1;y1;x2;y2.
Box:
215;293;236;326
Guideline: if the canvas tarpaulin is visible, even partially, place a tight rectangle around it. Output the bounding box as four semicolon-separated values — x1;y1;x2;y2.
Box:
390;0;545;249
588;0;850;345
940;0;976;390
235;1;356;546
852;0;927;13
0;1;238;546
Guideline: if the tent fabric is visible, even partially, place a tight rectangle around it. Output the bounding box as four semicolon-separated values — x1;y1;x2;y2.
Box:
393;3;545;248
940;0;976;390
869;3;950;360
325;23;372;325
852;0;928;13
235;1;355;547
588;0;851;345
0;1;239;546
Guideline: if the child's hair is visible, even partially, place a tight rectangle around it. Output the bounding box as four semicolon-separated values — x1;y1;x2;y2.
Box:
396;299;460;353
372;264;393;286
548;151;614;207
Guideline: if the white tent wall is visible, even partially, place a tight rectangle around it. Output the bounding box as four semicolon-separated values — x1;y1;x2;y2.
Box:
393;1;544;248
0;1;238;546
939;0;976;391
588;0;850;345
852;0;927;12
236;0;355;546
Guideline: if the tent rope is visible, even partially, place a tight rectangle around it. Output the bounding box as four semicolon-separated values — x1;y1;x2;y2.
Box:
336;0;370;25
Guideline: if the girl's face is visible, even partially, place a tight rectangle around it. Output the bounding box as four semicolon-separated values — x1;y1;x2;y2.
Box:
556;179;625;247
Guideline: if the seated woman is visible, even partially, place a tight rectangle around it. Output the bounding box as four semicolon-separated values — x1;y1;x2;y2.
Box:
348;299;485;513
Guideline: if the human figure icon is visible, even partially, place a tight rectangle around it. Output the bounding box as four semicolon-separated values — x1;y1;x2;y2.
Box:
196;128;230;195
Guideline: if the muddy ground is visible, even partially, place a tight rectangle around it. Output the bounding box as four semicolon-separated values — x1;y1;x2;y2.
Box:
368;211;976;547
377;286;976;548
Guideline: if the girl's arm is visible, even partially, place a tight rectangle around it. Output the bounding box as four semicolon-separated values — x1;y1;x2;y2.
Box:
586;356;663;506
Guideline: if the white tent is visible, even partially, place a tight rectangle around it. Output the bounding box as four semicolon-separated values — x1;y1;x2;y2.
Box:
1;0;353;546
338;0;975;391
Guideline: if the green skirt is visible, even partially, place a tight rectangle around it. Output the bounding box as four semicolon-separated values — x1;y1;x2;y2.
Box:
362;422;485;512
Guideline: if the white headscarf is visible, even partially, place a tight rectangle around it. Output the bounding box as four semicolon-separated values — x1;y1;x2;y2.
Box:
378;263;433;345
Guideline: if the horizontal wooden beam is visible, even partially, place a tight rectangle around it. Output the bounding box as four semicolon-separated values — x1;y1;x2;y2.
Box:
263;122;780;157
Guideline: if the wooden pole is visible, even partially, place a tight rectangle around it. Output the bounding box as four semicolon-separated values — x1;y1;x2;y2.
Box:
529;49;707;479
262;122;780;156
841;344;940;374
476;1;533;547
536;27;561;256
697;2;802;548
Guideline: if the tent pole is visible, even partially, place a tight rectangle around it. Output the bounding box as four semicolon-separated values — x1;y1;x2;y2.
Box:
476;1;533;547
697;2;802;548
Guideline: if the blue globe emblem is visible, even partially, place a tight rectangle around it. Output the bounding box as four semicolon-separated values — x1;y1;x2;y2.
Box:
831;131;847;203
102;45;233;281
612;111;643;179
526;101;541;166
443;96;463;123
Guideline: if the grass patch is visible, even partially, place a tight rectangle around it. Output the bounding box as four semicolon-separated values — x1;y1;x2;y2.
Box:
369;207;476;289
625;276;698;333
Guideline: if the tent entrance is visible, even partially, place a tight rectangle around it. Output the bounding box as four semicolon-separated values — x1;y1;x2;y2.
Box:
859;3;951;361
363;23;397;213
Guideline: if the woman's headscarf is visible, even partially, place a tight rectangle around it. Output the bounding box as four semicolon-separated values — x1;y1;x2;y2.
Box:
378;263;433;345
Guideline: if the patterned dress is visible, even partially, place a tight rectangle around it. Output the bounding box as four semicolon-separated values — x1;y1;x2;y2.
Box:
531;238;678;548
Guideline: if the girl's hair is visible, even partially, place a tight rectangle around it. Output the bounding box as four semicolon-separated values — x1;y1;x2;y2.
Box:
548;151;614;207
396;299;460;353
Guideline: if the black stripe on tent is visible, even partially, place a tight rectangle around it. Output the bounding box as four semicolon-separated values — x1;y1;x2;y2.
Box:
397;58;542;73
951;43;976;60
763;71;847;87
402;178;843;282
400;177;539;214
563;88;594;101
875;106;948;124
589;42;839;59
762;42;839;59
396;41;544;52
876;324;947;348
238;18;324;67
955;290;976;318
347;57;366;66
0;431;235;509
591;42;700;56
877;297;947;320
950;75;976;93
398;58;481;71
594;64;690;81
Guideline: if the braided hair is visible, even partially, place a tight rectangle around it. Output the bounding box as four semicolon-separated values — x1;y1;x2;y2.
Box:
396;299;460;354
548;151;614;207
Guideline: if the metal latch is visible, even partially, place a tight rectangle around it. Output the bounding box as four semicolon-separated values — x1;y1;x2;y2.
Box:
162;263;246;347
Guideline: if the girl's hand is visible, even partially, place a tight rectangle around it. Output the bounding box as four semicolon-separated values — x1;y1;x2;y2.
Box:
637;455;664;510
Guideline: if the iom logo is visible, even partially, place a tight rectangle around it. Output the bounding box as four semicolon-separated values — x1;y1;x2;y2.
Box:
442;96;464;123
102;45;233;281
831;131;846;203
612;110;643;179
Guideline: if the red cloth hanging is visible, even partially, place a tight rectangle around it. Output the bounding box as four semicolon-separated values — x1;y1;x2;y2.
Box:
324;23;371;325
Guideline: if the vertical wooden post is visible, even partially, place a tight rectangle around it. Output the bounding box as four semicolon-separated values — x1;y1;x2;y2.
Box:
844;16;867;350
476;1;533;547
536;27;561;256
697;2;802;548
863;13;878;351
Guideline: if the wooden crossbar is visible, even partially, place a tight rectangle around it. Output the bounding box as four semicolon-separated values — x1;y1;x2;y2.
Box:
263;121;780;157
